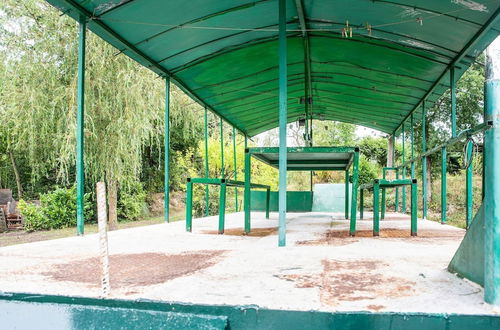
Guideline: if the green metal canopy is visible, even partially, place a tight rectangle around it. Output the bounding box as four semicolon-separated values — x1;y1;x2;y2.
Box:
248;146;357;171
45;0;499;136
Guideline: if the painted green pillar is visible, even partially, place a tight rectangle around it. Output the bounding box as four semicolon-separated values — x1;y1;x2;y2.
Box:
422;101;428;219
344;170;349;220
410;114;415;179
278;0;287;247
265;188;270;219
373;180;380;236
164;78;170;223
441;146;447;224
244;149;251;234
466;139;473;228
218;181;227;234
359;188;364;220
451;66;457;138
349;149;359;234
484;41;500;305
402;124;407;213
233;127;238;212
204;107;209;217
220;118;224;178
395;168;399;212
76;18;86;236
411;179;418;236
381;188;386;220
186;179;193;232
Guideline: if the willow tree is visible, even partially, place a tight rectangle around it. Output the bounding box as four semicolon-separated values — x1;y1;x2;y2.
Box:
0;0;201;228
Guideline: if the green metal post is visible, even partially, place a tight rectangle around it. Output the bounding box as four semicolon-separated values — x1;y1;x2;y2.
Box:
466;139;473;228
373;181;380;236
220;118;224;178
410;114;415;179
411;179;418;236
265;188;270;219
441;146;447;224
164;78;170;223
344;170;349;220
422;101;428;219
484;42;500;305
395;168;399;212
360;188;364;220
204;107;209;217
278;0;287;247
381;188;386;220
349;149;359;234
76;18;86;236
233;127;238;212
244;149;251;234
186;180;193;232
451;66;457;138
218;181;227;234
402;124;407;213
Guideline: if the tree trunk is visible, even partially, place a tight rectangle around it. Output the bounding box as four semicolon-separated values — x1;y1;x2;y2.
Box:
426;156;432;203
9;151;23;199
107;179;118;230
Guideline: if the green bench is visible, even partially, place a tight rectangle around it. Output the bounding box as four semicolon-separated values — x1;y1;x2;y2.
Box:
186;178;271;234
359;178;418;237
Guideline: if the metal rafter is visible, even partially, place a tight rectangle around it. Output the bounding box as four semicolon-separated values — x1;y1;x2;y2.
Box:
393;7;500;135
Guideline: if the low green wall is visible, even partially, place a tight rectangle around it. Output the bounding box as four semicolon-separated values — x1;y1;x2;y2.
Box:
0;293;498;330
251;191;312;212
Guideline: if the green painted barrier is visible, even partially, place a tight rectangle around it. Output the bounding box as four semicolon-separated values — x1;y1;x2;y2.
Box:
251;191;312;212
0;292;498;330
448;204;485;286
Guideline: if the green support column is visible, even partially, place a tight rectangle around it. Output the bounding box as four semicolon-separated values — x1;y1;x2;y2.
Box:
422;101;428;219
395;168;399;212
381;188;386;220
349;149;359;235
218;181;227;234
402;124;407;213
360;188;364;220
344;170;349;220
244;149;251;234
204;108;209;217
451;66;457;138
484;42;500;305
466;139;473;228
278;0;287;247
441;146;447;224
411;179;418;236
373;181;380;236
164;78;170;223
233;127;238;212
265;188;270;219
410;114;415;179
76;18;86;236
220;118;224;178
186;180;193;232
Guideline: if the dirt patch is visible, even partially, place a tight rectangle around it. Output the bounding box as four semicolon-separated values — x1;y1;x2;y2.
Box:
202;227;277;237
297;228;463;246
367;304;385;312
43;250;225;288
277;259;415;306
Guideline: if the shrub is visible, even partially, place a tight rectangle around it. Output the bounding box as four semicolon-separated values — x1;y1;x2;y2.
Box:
118;182;147;221
18;186;93;232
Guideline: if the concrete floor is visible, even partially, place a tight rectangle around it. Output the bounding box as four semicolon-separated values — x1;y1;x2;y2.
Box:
0;211;494;314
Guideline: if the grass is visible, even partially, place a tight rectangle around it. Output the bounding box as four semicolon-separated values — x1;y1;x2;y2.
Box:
0;213;184;248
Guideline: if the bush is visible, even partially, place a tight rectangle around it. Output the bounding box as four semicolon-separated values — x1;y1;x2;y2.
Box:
18;186;93;232
118;182;147;221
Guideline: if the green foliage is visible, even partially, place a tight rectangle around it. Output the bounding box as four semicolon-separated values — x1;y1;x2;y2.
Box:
358;156;380;185
118;182;147;221
18;186;93;232
359;136;388;167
